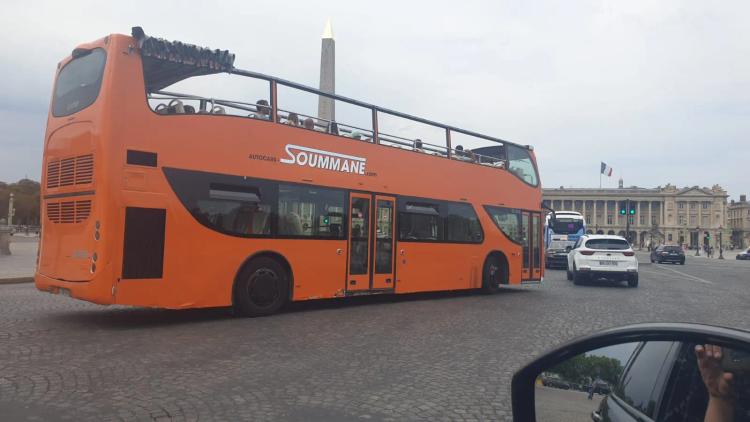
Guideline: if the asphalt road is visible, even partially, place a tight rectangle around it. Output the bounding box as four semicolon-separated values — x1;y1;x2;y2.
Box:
1;254;748;421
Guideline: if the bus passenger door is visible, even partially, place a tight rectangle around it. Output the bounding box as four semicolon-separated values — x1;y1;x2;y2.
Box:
531;213;541;280
372;196;396;290
347;193;371;291
521;211;530;280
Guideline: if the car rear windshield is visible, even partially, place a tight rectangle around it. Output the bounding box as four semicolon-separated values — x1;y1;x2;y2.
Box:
584;238;630;250
52;48;107;117
663;246;682;252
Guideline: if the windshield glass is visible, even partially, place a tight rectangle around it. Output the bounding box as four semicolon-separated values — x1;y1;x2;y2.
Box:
550;218;584;235
484;206;522;243
548;240;570;250
585;238;631;250
506;145;538;186
52;48;106;117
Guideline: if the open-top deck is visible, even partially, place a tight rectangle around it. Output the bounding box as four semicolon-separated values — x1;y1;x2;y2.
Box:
134;27;539;186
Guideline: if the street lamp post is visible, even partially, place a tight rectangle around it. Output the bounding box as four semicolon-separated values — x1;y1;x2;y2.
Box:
718;227;724;260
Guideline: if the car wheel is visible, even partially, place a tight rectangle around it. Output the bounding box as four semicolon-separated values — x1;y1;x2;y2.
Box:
650;257;654;263
680;259;685;265
234;257;290;317
566;269;573;281
573;266;585;285
627;273;639;288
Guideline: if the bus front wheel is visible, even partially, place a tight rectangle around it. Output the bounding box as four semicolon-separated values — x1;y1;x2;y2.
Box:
234;257;290;317
481;254;506;294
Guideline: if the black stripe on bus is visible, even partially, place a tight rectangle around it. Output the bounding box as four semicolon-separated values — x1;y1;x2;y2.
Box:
44;190;95;200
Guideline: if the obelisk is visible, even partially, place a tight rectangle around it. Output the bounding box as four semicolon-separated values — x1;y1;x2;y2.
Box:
318;19;335;123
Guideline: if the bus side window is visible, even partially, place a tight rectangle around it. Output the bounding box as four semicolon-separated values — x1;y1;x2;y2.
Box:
278;184;346;238
444;203;483;243
399;202;442;241
199;182;274;236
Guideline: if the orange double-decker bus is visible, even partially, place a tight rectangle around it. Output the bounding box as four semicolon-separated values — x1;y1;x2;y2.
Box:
36;28;545;316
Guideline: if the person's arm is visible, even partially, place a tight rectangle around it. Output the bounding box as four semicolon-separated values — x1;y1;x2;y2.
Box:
705;396;734;422
695;344;735;422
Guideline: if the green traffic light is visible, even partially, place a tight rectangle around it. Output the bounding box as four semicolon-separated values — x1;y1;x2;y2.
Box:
629;209;635;215
620;209;626;215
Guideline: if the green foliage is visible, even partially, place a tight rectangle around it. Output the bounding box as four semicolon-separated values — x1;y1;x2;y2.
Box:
549;353;624;386
0;178;40;225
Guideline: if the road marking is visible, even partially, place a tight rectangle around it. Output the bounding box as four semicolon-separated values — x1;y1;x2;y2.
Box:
651;265;714;284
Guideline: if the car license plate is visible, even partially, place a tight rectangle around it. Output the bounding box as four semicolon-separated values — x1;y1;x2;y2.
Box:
599;261;617;266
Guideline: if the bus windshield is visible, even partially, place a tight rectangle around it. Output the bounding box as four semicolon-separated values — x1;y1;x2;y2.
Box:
550;218;583;235
52;48;107;117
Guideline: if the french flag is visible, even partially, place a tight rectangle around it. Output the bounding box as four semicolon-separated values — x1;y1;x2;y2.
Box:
600;162;613;177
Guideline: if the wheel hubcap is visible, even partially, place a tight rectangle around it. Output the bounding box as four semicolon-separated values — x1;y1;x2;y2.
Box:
246;268;280;308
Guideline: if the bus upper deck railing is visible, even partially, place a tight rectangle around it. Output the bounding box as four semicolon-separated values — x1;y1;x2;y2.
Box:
134;27;524;172
148;76;509;169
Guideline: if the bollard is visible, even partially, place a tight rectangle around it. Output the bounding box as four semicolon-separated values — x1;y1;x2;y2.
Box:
0;226;11;255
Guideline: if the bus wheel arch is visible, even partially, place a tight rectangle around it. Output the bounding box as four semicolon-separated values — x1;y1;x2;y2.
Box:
481;251;509;294
232;251;293;316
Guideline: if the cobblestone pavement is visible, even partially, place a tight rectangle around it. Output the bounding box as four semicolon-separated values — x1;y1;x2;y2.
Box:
0;256;749;421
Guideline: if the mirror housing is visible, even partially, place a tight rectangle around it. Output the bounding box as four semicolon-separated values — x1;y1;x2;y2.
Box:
511;323;750;422
541;202;556;227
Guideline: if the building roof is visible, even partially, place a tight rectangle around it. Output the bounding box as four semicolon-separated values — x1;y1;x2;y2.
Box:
543;184;728;198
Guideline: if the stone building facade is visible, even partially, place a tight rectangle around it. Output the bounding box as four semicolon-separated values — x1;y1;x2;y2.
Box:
542;180;729;249
728;195;750;249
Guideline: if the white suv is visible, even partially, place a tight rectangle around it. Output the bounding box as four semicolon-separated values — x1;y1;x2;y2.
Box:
566;235;639;287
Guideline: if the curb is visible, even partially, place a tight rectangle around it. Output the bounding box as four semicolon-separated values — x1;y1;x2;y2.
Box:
0;277;34;285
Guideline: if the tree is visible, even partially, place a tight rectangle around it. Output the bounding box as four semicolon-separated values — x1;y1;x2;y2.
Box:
550;353;624;386
0;178;41;225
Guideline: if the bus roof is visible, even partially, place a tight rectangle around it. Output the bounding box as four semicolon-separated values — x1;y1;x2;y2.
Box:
546;211;584;222
131;27;530;151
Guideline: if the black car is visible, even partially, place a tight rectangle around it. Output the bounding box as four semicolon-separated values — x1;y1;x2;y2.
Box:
650;245;685;264
736;248;750;260
540;373;571;390
545;248;570;269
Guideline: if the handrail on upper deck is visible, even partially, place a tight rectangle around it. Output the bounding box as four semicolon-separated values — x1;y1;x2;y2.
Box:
229;68;529;151
149;88;509;169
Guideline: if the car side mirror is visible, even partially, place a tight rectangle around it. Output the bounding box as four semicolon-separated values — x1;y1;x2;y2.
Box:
510;323;750;422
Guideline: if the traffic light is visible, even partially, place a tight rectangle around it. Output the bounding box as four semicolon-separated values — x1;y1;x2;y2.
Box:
619;201;627;215
323;216;330;225
629;203;636;215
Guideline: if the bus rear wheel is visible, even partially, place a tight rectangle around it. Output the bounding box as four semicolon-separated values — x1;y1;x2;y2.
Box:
481;255;506;294
234;257;290;317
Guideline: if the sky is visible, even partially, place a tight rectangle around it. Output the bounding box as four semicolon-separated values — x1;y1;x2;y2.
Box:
0;0;748;199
